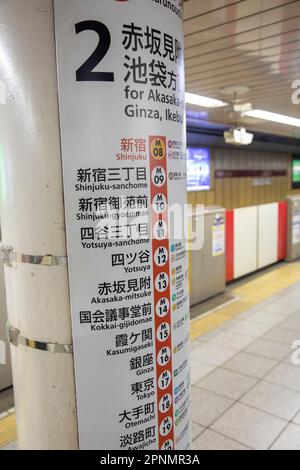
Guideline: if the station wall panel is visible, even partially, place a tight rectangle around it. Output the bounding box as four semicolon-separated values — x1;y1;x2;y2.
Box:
225;201;288;282
258;203;279;270
187;148;300;210
233;206;258;279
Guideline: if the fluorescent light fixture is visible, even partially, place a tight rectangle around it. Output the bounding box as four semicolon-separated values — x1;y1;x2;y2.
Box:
244;109;300;128
185;92;228;108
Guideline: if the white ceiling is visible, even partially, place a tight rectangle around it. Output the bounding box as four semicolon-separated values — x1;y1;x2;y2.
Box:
184;0;300;138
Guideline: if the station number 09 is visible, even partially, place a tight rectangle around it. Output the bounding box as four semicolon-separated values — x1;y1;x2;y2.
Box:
75;20;114;82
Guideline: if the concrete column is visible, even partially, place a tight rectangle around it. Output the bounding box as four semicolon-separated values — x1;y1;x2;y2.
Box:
0;0;78;449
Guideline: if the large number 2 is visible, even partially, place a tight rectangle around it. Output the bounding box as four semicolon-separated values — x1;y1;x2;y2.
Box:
75;20;114;82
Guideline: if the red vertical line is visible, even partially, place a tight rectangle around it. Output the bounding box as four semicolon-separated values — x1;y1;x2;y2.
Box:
225;210;235;282
149;136;174;450
278;201;288;260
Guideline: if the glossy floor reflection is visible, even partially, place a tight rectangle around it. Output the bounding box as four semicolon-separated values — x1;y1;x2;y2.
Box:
191;281;300;450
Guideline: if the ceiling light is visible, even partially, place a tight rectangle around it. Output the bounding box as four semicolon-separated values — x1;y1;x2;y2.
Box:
233;102;252;114
224;127;254;146
185;92;228;108
244;109;300;128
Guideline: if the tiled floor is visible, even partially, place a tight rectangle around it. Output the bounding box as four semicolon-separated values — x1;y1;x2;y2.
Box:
191;281;300;450
0;411;17;450
0;388;14;415
0;388;16;450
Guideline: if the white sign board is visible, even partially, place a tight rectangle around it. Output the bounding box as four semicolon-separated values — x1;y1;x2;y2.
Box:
54;0;190;450
293;213;300;245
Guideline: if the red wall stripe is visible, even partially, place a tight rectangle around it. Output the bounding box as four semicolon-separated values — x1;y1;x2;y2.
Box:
215;169;287;179
226;210;234;282
278;201;287;261
149;136;174;450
